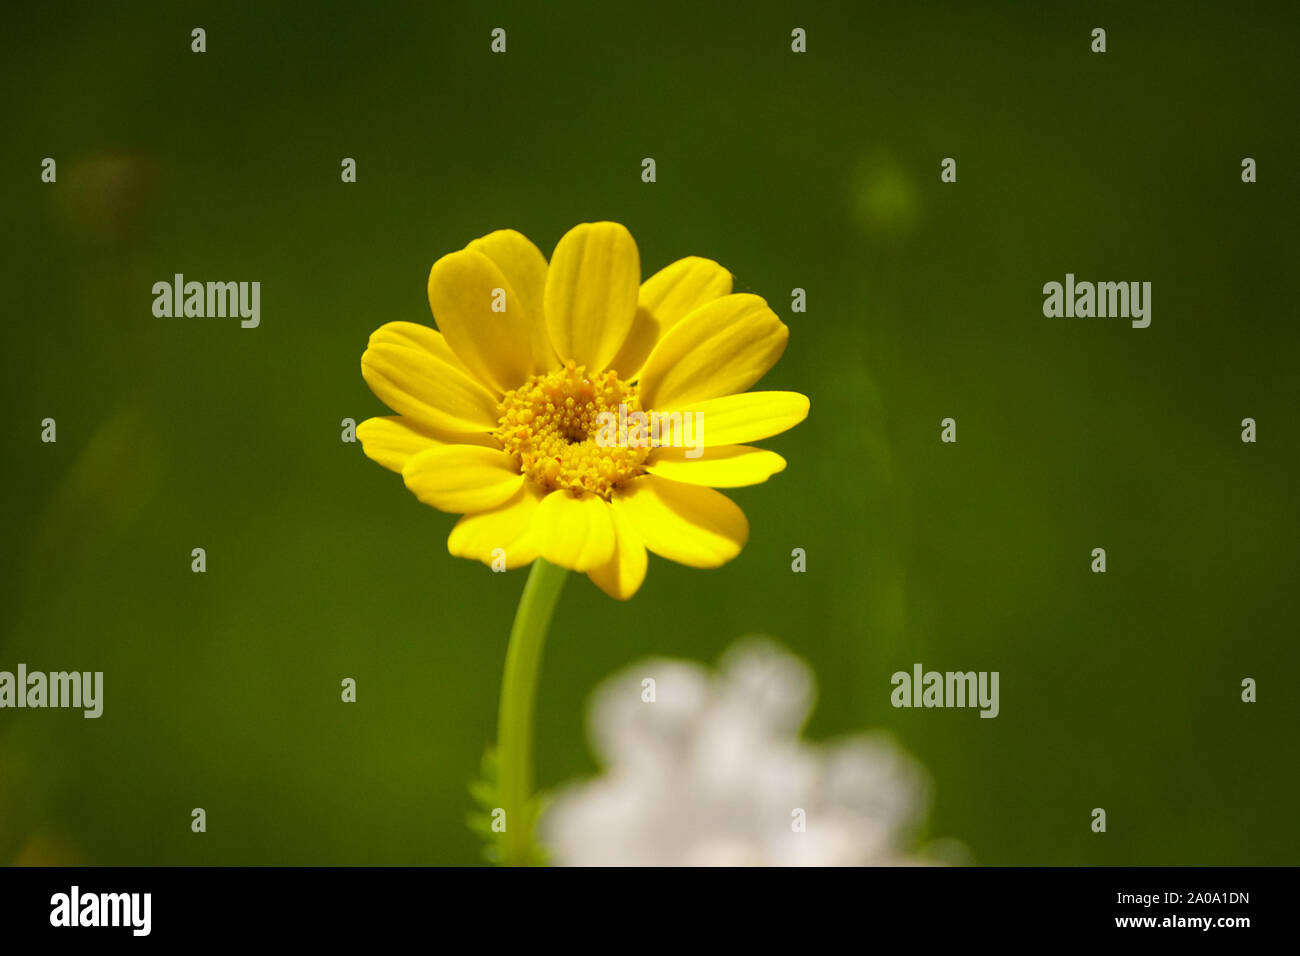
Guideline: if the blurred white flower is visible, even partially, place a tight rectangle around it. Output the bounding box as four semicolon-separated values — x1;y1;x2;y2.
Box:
541;639;941;866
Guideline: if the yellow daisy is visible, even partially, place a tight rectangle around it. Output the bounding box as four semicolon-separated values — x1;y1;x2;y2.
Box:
358;222;809;600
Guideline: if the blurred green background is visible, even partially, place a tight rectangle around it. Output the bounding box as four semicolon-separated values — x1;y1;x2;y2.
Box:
3;0;1297;865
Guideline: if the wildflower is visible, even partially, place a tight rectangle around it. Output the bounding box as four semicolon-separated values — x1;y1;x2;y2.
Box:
359;222;809;599
542;640;939;866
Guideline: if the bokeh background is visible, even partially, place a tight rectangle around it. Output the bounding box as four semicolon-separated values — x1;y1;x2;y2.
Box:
3;0;1297;865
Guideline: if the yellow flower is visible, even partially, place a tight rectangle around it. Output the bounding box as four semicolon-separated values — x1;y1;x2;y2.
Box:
358;222;809;599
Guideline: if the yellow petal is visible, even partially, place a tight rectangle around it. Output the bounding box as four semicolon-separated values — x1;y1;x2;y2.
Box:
638;293;788;410
586;502;648;600
655;391;810;446
606;306;660;380
464;229;557;374
361;323;502;435
646;445;786;488
427;248;538;392
640;256;734;333
357;416;444;473
368;320;475;371
447;484;545;569
613;475;748;568
543;222;640;371
531;490;616;571
609;256;732;379
402;445;524;514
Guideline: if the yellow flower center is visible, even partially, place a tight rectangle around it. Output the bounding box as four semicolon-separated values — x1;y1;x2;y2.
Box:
496;361;651;499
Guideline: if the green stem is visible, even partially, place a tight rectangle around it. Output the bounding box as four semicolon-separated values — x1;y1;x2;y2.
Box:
496;558;568;866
